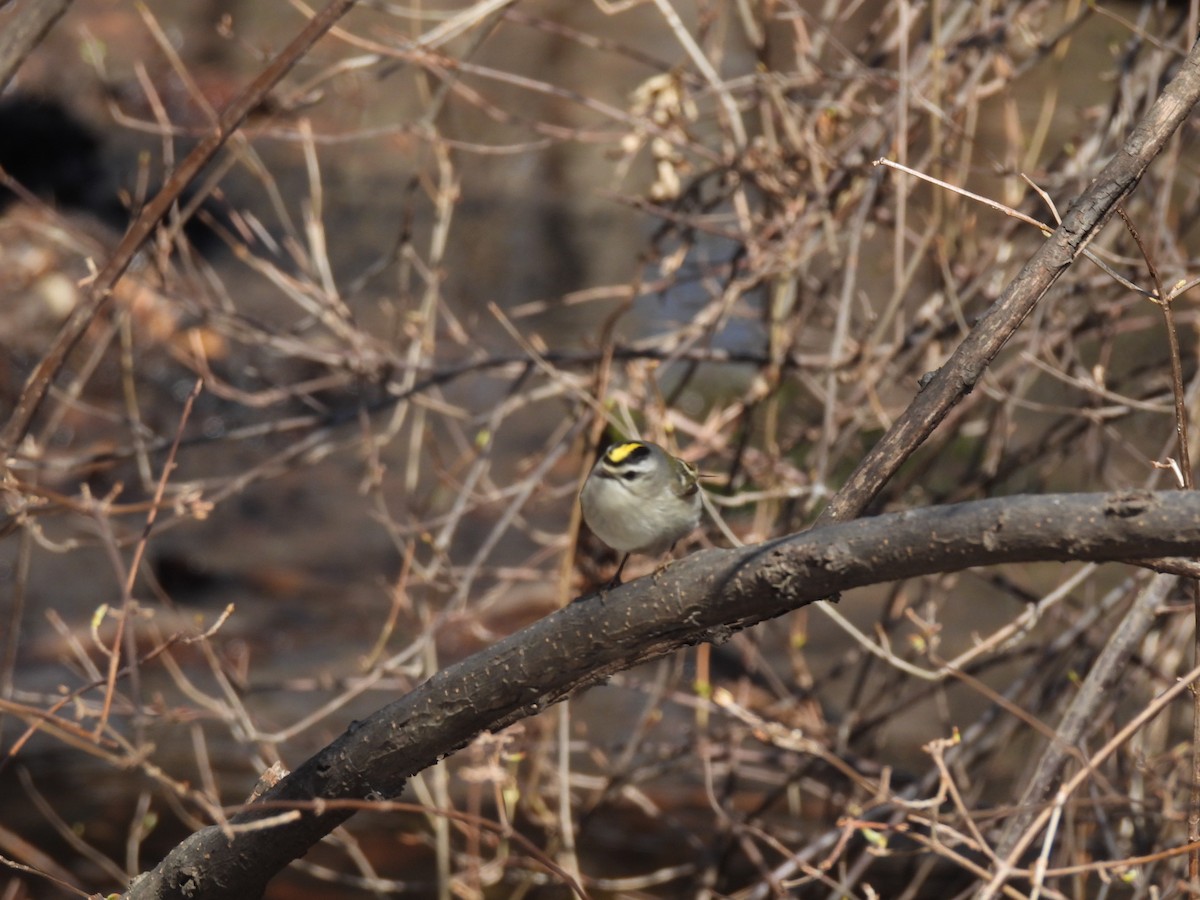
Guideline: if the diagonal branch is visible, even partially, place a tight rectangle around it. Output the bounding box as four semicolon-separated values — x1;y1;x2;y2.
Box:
816;34;1200;525
0;0;362;463
0;0;74;91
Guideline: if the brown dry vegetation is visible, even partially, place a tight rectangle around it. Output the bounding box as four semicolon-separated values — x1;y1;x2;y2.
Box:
2;1;1200;898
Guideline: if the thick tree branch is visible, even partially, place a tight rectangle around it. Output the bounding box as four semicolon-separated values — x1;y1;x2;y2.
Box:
127;489;1200;899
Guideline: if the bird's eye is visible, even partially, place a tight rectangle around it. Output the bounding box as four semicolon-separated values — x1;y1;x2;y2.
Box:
621;471;639;481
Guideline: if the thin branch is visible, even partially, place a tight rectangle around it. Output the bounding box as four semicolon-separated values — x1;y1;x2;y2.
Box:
0;0;363;461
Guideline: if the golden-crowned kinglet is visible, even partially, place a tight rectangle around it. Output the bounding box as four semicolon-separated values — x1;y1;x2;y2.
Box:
580;440;702;585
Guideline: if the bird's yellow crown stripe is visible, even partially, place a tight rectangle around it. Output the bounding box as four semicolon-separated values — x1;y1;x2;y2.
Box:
606;441;645;464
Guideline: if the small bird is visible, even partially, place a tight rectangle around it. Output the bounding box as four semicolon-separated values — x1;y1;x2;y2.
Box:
580;440;702;586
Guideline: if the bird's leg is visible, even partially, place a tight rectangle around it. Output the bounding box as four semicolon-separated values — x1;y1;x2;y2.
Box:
605;553;630;590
